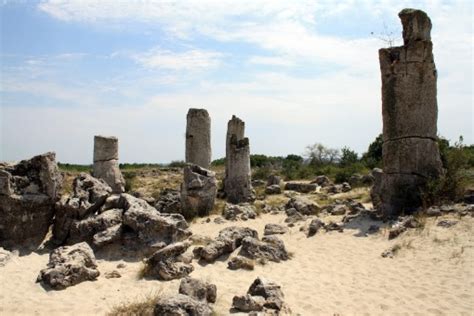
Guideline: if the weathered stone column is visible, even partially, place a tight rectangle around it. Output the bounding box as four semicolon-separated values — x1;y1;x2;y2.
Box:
93;135;125;193
180;164;217;219
185;108;211;169
375;9;443;217
224;115;255;204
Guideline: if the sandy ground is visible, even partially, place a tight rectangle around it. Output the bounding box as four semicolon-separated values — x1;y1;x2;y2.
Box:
1;212;473;315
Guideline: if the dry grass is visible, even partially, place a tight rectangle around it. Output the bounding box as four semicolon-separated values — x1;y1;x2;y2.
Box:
107;289;163;316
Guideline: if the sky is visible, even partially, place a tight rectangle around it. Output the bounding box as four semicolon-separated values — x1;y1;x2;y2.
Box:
0;0;472;164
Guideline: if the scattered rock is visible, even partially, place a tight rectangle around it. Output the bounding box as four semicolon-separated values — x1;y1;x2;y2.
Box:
213;217;226;224
308;218;325;237
284;182;317;193
104;270;121;279
232;277;288;313
426;206;442;217
228;256;255;270
264;224;288;236
324;222;344;232
144;241;194;281
37;242;100;290
0;247;12;267
239;236;289;262
329;204;348;216
285;196;320;215
437;220;458;228
232;294;265;312
265;184;281;195
154;294;212;316
267;175;281;186
222;203;257;221
311;175;331;187
154;188;182;214
179;277;217;303
116;263;126;269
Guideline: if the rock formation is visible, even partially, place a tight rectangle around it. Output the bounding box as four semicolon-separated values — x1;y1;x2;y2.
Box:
92;135;125;193
180;164;217;219
37;242;100;290
144;241;194;281
375;9;443;218
185;108;212;169
0;152;62;249
224;115;255;204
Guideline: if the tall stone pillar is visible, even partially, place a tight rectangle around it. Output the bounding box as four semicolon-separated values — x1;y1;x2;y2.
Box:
376;9;443;217
224;115;255;204
185;108;211;169
93;135;125;193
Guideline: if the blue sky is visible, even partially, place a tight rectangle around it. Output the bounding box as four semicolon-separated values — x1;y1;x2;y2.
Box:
1;0;472;164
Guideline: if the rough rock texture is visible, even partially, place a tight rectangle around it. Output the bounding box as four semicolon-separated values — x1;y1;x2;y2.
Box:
145;241;194;281
267;175;281;186
264;224;288;236
375;9;443;218
232;277;288;313
227;256;255;270
179;277;217;303
92;136;125;193
0;152;62;249
53;173;113;244
285;196;320;215
239;236;289;262
180;165;217;219
308;218;325;237
311;175;332;187
265;184;281;195
224;115;255;204
185;108;212;169
154;188;182;214
284;182;317;193
37;242;99;290
154;294;212;316
0;247;12;267
194;226;258;263
222;203;257;221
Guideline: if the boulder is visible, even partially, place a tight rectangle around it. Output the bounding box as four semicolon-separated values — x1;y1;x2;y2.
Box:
264;224;288;236
284;182;316;193
265;184;281;195
144;241;194;281
180;165;217;219
232;294;265;312
308;218;325;237
179;277;217;303
154;294;212;316
239;236;289;262
285;197;320;215
37;242;99;290
154;188;182;214
267;175;281;186
227;256;255;270
0;152;62;249
311;175;331;187
222;203;257;221
248;277;286;311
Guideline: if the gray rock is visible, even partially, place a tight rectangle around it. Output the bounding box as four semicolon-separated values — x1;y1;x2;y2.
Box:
311;175;331;187
227;256;254;270
0;247;12;267
104;270;121;279
284;182;317;193
377;9;443;218
324;222;344;232
68;208;123;244
426;206;442;217
196;226;258;263
154;188;182;214
37;242;99;290
145;241;194;281
232;294;265;312
179;277;217;303
265;184;282;195
154;294;212;316
285;197;320;215
180;165;217;219
248;277;285;311
264;224;288;236
267;175;281;187
330;204;348;216
224;115;255;204
93;135;125;193
185;109;212;169
222;203;257;221
239;236;289;262
437;220;458;228
308;218;325;237
0;152;62;249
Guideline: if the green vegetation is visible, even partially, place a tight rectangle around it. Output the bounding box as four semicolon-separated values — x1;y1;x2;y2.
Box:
58;163;91;173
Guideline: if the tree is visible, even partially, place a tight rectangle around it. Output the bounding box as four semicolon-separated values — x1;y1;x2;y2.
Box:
305;143;340;167
340;147;359;166
362;134;383;168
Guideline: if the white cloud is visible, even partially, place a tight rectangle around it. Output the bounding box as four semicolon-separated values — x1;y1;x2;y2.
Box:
248;56;294;67
133;48;223;71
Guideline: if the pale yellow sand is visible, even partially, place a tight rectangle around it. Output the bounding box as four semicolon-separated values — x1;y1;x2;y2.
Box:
1;213;473;315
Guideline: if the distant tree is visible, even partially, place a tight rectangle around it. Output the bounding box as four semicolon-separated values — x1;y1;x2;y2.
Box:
340;147;359;167
305;143;340;166
362;134;383;168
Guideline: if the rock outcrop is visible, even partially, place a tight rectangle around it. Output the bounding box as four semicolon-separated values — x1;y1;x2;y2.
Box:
144;241;194;281
222;203;257;221
232;277;289;313
37;242;99;290
179;277;217;303
180;164;217;219
92;136;125;193
0;152;62;249
224;115;255;204
285;196;320;215
284;182;317;193
185;108;212;169
375;9;443;218
239;236;289;262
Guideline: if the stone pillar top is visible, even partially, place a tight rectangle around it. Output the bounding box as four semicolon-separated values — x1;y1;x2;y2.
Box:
399;8;432;45
93;135;119;162
187;108;210;117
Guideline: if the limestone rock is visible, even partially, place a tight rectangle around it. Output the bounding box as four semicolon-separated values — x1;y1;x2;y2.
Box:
92;135;125;193
308;218;325;237
154;294;212;316
239;236;289;262
222;203;257;221
284;182;316;193
0;152;62;249
248;277;286;311
311;175;331;187
264;224;288;236
179;277;217;303
227;256;254;270
265;184;281;195
37;242;99;290
154;188;182;214
285;196;320;215
232;294;265;312
180;165;217;219
267;175;281;186
145;241;194;281
185;109;212;169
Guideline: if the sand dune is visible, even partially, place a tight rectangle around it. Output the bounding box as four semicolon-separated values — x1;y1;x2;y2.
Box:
1;212;473;315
